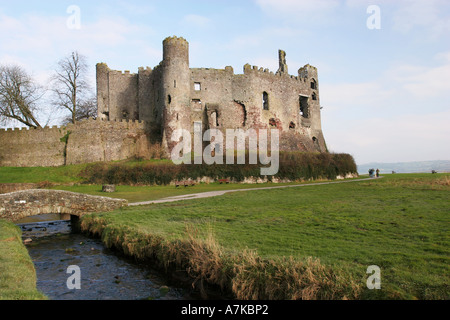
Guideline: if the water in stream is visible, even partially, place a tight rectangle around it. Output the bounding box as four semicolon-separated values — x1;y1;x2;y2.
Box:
17;214;195;300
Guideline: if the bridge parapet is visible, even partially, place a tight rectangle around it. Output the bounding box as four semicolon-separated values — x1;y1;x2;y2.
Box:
0;189;128;222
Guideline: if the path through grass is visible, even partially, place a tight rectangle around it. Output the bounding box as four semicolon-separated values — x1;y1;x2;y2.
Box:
82;173;449;299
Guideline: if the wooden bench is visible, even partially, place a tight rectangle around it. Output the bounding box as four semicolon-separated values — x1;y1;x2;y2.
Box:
218;179;230;184
175;180;196;187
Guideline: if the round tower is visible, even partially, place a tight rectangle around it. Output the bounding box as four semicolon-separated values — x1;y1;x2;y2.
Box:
96;63;110;120
161;36;191;154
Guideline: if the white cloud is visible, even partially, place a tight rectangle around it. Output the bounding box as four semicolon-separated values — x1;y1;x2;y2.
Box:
322;50;450;111
321;51;450;163
321;81;394;113
392;0;450;39
181;14;211;28
256;0;340;14
255;0;342;24
0;12;153;56
386;61;450;99
116;1;155;16
0;10;158;127
324;110;450;164
0;11;157;77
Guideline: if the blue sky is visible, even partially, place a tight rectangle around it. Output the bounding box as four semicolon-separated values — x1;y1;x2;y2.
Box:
1;0;449;165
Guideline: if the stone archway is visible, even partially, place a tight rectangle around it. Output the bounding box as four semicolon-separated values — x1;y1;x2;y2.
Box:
0;189;128;222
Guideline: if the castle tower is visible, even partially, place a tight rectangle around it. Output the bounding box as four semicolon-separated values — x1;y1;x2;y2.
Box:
298;64;327;152
161;36;191;153
277;50;288;74
96;63;110;120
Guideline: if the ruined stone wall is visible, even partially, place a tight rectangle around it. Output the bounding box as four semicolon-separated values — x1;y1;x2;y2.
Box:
0;118;152;167
97;62;164;140
93;36;328;158
108;70;139;121
188;63;326;152
190;67;236;131
95;36;328;155
65;118;151;165
0;126;66;167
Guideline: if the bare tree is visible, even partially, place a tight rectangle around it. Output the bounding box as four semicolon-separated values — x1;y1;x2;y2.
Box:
0;65;43;128
61;95;97;125
51;51;93;124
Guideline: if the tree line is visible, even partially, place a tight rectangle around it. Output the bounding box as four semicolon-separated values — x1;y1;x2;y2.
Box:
0;51;96;129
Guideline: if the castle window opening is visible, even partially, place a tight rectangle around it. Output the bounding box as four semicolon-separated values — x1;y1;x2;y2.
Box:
269;118;276;127
211;111;219;127
289;121;296;129
312;92;317;101
262;91;269;110
174;80;177;88
312;136;320;149
194;82;201;91
168;95;172;104
311;79;317;90
299;95;309;118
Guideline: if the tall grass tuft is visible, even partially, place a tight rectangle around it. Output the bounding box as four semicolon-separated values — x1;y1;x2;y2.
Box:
80;216;362;300
231;253;362;300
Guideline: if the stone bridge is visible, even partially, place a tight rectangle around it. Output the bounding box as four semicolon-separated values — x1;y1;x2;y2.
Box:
0;189;128;222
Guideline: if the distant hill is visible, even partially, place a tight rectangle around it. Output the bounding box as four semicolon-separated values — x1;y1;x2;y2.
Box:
357;160;450;174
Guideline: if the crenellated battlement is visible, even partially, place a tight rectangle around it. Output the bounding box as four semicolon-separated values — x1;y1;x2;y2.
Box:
163;35;189;47
0;127;29;132
0;125;61;133
0;118;148;134
243;63;314;85
109;69;138;77
138;66;152;75
191;66;235;75
80;117;147;126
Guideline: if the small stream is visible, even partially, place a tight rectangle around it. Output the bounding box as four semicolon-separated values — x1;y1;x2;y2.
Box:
17;214;196;300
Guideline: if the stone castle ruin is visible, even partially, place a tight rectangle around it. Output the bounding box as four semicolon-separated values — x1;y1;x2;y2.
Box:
0;36;327;168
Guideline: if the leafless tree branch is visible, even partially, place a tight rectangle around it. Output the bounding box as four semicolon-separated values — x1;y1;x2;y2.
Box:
0;65;43;128
51;51;94;124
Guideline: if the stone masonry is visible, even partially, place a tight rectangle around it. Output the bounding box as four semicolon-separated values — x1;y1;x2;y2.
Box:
0;36;328;168
97;36;328;155
0;189;128;222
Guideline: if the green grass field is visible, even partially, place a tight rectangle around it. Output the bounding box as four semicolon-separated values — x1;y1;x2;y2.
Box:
0;220;47;300
1;165;448;300
0;159;172;184
80;173;449;299
0;163;88;184
49;179;349;203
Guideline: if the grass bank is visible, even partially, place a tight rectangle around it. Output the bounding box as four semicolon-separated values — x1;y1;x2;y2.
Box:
0;163;88;184
80;173;450;300
0;220;47;300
